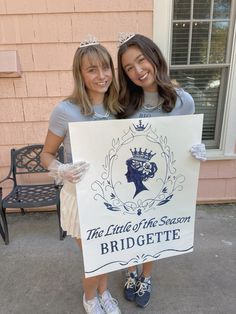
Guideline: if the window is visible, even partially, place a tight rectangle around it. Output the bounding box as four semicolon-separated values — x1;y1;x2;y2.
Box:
169;0;235;148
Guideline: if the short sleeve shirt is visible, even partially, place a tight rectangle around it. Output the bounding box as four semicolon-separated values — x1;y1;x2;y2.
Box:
130;88;195;119
49;100;112;162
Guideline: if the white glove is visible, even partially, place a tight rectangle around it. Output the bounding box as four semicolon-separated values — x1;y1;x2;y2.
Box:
48;160;90;184
190;144;207;162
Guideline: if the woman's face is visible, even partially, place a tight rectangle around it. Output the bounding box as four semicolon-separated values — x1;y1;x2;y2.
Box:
125;163;136;183
81;55;113;104
121;46;157;92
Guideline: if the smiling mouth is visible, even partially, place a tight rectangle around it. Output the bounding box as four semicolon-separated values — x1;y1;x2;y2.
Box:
97;81;108;86
139;73;148;81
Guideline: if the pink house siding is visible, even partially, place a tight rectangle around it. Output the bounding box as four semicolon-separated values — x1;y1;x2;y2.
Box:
0;0;235;205
198;160;236;203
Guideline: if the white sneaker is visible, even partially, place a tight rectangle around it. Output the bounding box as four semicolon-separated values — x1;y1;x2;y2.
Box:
83;294;105;314
99;290;121;314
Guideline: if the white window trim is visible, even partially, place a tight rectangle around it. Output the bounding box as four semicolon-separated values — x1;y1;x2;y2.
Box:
153;0;236;160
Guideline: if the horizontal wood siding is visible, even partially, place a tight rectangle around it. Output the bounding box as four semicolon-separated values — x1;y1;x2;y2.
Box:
0;0;235;205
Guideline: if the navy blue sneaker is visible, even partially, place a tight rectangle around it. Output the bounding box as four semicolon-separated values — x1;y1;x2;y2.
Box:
124;271;138;301
135;275;152;307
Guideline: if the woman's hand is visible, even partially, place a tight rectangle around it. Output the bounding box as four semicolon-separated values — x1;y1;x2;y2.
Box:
190;144;207;162
48;160;90;184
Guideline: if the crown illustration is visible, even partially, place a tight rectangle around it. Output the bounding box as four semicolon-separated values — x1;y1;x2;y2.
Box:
118;32;135;47
130;148;156;162
79;34;100;48
133;120;148;131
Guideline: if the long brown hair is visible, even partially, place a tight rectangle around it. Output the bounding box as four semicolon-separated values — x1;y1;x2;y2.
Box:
67;44;122;115
117;34;177;118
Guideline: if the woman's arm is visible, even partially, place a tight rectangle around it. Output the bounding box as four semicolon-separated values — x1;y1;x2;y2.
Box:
41;130;64;169
41;130;89;183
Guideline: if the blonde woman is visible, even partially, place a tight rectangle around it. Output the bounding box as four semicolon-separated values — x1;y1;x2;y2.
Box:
41;36;122;314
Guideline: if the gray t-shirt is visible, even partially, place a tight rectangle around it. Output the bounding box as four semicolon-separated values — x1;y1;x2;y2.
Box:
130;88;195;119
49;90;194;161
49;100;112;162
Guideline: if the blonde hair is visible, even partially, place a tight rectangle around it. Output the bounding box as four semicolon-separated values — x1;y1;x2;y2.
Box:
67;44;122;115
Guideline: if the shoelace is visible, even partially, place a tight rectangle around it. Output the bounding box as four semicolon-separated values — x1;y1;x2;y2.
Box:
124;275;136;289
87;298;104;314
136;280;151;296
101;296;118;313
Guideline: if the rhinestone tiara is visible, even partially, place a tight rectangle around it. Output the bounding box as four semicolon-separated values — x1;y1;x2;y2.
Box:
79;34;100;48
118;32;135;48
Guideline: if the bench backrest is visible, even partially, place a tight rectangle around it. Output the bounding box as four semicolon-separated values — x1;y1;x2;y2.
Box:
11;144;64;182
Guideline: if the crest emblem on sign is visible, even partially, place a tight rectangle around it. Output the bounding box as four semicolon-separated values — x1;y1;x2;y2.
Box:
91;120;185;215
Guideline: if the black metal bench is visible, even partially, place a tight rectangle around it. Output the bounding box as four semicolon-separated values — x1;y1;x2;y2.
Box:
0;186;8;244
0;144;66;244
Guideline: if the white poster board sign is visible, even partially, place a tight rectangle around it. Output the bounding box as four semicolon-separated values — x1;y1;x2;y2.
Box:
69;115;203;278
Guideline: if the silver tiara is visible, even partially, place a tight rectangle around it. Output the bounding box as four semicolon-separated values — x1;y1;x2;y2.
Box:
79;34;100;48
118;32;135;48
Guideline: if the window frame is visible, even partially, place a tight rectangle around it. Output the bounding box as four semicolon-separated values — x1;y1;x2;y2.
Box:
153;0;236;159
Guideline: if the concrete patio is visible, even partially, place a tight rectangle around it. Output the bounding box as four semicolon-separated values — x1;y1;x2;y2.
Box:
0;203;235;314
